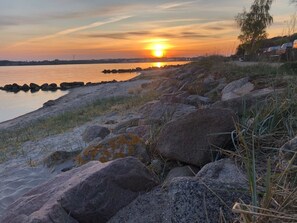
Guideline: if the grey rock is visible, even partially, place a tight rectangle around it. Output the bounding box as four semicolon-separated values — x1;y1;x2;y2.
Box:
43;100;56;107
139;101;196;123
164;166;195;184
196;158;247;186
82;125;110;143
88;137;103;146
159;92;189;104
149;159;163;175
156;108;237;166
221;77;254;101
126;125;151;140
109;177;249;223
222;77;249;95
213;88;278;116
42;150;81;173
1;157;158;223
113;118;140;134
184;95;210;106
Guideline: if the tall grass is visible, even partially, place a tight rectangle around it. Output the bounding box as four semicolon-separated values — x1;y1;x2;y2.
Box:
232;80;297;222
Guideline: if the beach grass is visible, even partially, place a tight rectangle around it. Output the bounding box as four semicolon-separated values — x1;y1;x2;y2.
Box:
0;91;158;162
186;57;297;222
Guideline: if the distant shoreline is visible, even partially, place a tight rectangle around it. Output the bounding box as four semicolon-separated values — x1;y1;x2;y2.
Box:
0;57;195;67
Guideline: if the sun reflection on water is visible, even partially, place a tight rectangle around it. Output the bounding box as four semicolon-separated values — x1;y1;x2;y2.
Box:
152;62;165;68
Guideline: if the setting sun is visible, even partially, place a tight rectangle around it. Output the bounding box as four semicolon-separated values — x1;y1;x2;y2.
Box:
144;39;171;58
152;44;166;58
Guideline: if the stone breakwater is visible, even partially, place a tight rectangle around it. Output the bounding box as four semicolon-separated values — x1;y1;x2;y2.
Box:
102;64;182;74
0;80;118;93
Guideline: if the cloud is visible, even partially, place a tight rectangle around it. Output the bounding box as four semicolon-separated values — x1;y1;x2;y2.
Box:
84;30;215;40
0;16;43;27
14;15;132;46
87;31;152;39
158;1;195;10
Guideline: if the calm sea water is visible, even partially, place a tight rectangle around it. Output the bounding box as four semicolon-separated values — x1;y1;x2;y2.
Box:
0;61;187;123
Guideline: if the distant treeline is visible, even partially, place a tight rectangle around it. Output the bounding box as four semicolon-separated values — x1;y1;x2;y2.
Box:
0;57;194;66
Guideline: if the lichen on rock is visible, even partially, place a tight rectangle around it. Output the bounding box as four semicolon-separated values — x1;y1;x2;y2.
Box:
76;133;150;165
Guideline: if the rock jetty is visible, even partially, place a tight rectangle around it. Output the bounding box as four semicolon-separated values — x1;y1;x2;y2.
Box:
0;80;118;93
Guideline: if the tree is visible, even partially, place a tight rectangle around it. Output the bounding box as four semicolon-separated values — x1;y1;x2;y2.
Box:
236;0;274;56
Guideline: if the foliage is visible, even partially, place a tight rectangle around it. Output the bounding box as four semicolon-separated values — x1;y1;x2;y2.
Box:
236;0;274;55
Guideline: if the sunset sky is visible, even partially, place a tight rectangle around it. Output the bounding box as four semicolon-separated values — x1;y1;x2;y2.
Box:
0;0;296;60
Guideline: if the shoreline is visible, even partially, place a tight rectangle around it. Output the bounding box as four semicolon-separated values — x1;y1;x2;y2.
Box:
0;58;193;67
0;78;150;131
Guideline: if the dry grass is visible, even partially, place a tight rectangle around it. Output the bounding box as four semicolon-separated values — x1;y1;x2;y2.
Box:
230;83;297;222
0;91;158;162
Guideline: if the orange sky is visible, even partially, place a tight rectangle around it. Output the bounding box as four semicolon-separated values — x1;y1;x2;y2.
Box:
0;0;296;60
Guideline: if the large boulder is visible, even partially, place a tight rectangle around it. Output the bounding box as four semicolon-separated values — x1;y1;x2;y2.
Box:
76;133;150;165
108;177;249;223
221;77;254;101
82;125;110;143
213;88;278;116
156;108;237;166
139;101;196;123
1;157;158;223
196;158;247;186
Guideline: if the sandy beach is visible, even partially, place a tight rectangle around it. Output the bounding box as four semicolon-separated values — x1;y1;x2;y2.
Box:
0;77;151;216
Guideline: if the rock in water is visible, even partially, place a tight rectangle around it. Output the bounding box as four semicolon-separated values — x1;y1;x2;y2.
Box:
41;83;49;91
21;84;30;92
82;125;110;143
156;108;237;166
76;133;150;165
29;83;40;92
60;82;84;90
1;157;158;223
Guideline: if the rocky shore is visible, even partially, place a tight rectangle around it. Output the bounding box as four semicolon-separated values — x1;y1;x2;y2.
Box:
0;58;296;222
